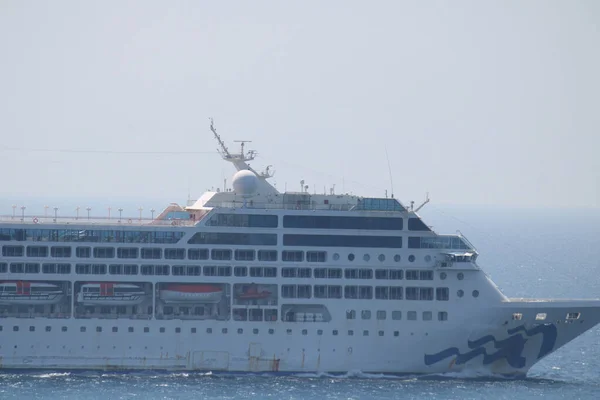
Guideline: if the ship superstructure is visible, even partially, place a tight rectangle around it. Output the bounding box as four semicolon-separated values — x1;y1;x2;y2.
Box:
0;122;599;376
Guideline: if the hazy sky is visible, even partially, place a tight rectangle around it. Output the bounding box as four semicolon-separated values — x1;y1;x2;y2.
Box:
1;0;599;214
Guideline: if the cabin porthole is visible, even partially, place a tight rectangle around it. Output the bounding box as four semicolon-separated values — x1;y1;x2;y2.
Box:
363;254;370;262
348;253;355;261
472;290;479;298
408;255;415;263
425;255;431;262
333;253;340;261
457;290;464;298
440;272;447;280
394;254;401;262
457;273;464;280
378;254;385;262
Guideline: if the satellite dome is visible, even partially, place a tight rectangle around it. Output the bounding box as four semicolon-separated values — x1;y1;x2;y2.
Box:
232;170;258;196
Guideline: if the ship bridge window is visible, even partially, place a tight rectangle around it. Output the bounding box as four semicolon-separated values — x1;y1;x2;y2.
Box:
165;248;185;260
283;215;403;230
206;213;278;228
258;250;277;262
306;251;327;262
355;198;405;212
235;249;255;261
3;245;24;257
282;251;304;262
211;249;232;260
284;234;402;249
27;246;48;257
76;247;91;258
10;263;24;273
117;248;139;259
408;218;431;231
188;232;277;246
406;287;434;301
234;266;247;277
187;248;208;260
141;248;162;259
0;263;7;273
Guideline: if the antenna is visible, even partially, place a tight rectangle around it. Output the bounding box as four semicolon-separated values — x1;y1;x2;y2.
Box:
233;140;255;161
414;192;430;212
385;147;394;198
210;118;232;159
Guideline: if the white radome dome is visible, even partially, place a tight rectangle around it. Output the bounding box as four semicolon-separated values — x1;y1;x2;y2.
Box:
232;170;258;196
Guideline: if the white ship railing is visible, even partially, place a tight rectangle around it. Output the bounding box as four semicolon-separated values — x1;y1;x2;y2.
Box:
0;215;198;227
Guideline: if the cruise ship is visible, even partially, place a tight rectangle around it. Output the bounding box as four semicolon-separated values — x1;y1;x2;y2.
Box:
0;121;599;377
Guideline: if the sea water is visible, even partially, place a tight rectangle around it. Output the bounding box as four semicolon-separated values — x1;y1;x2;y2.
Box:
1;205;599;399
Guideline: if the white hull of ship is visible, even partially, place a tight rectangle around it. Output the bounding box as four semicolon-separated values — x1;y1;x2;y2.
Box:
1;300;599;376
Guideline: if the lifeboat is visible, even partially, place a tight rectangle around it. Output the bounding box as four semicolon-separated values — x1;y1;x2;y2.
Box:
76;283;147;306
159;284;223;304
236;284;272;300
0;281;64;305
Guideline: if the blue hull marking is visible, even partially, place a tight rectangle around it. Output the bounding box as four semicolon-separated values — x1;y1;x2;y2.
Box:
424;324;557;368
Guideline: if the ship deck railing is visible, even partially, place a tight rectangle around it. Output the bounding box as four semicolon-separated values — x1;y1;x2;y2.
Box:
0;215;198;227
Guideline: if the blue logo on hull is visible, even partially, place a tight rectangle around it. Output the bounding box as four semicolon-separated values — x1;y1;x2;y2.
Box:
424;324;557;368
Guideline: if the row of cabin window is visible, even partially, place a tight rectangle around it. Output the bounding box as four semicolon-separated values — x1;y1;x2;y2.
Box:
1;263;434;280
0;246;330;264
0;228;184;243
282;285;449;300
0;325;446;337
0;246;270;261
345;310;448;321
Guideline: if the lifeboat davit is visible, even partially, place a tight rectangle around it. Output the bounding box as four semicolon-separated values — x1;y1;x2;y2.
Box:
77;283;147;306
0;281;64;305
159;284;223;304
